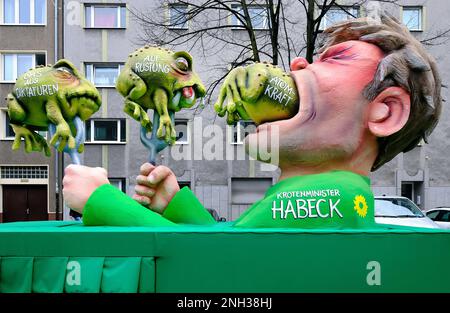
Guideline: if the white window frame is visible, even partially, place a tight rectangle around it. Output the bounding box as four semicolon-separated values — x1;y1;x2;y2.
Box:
85;119;126;144
1;0;46;25
0;108;15;140
85;63;124;88
0;51;46;82
0;165;49;180
319;6;359;31
109;177;126;193
230;4;269;30
175;118;190;145
167;3;189;30
84;4;126;29
402;6;423;32
230;120;255;145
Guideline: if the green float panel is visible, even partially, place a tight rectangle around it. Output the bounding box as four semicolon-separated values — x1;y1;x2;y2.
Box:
0;221;450;293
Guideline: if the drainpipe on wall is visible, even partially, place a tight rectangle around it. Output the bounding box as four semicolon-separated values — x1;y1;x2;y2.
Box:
55;0;58;63
53;0;64;220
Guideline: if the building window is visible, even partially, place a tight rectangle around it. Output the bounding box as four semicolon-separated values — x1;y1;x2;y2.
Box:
0;165;48;179
85;119;126;143
231;4;269;30
179;181;191;189
1;109;47;140
0;110;15;139
1;52;46;82
4;112;15;139
231;177;272;205
168;4;188;29
110;178;126;193
319;6;359;30
230;120;256;145
2;0;46;24
402;7;422;31
175;119;189;144
84;4;126;28
85;63;124;87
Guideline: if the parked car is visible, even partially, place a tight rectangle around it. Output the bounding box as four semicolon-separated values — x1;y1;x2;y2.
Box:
374;196;440;228
425;207;450;229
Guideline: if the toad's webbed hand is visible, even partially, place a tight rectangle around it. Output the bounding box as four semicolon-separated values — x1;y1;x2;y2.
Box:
124;98;152;133
153;88;176;144
11;124;51;156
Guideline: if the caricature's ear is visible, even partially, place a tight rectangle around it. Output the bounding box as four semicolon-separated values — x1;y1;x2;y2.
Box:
367;86;411;137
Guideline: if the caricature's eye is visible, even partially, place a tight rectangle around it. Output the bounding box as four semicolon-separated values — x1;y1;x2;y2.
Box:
320;54;344;63
330;54;343;60
175;57;189;71
56;67;74;75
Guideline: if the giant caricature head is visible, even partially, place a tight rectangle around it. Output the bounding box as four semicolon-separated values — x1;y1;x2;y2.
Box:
247;15;441;175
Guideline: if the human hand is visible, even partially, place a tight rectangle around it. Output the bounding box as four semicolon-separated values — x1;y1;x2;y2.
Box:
63;165;110;213
133;163;180;214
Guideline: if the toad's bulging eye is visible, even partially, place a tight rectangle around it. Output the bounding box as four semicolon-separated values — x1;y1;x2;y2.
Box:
56;67;74;75
175;57;189;71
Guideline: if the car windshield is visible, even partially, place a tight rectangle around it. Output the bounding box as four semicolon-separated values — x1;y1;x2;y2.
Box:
375;199;425;218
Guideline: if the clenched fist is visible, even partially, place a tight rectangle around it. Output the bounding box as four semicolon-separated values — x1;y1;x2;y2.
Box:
63;165;110;213
133;163;180;214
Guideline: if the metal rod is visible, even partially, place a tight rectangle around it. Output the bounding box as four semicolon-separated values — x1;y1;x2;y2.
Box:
48;116;84;165
139;111;174;165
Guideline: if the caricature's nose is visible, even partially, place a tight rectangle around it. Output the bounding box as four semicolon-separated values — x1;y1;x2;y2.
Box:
290;57;309;71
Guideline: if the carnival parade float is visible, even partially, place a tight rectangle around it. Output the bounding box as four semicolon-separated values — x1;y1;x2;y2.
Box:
0;15;449;293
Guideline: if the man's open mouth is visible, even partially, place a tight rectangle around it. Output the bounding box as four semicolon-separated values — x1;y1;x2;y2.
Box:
256;122;271;133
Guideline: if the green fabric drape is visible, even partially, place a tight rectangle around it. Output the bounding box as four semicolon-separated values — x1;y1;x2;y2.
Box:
1;221;450;293
0;256;155;293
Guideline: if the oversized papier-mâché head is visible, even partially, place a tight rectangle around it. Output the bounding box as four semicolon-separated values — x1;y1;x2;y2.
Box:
215;14;441;173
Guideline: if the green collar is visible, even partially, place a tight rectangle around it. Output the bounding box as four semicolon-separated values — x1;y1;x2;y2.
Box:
266;170;371;197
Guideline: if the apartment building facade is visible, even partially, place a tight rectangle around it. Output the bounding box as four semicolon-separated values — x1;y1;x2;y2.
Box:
0;0;63;222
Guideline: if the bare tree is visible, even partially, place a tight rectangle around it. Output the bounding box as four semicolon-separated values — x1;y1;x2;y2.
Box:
129;0;450;104
130;0;294;105
421;28;450;46
300;0;363;63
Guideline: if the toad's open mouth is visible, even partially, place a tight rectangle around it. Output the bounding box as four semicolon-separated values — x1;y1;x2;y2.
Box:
172;86;198;107
67;91;101;111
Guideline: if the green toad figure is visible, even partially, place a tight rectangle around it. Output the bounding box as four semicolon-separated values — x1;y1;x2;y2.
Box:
6;59;101;156
116;46;206;144
214;62;299;125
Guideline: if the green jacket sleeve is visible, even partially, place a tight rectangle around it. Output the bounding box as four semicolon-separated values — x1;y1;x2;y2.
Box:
82;185;215;226
162;187;216;225
83;184;177;227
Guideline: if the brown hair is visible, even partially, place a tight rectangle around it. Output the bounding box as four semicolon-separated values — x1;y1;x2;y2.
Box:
321;14;442;171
